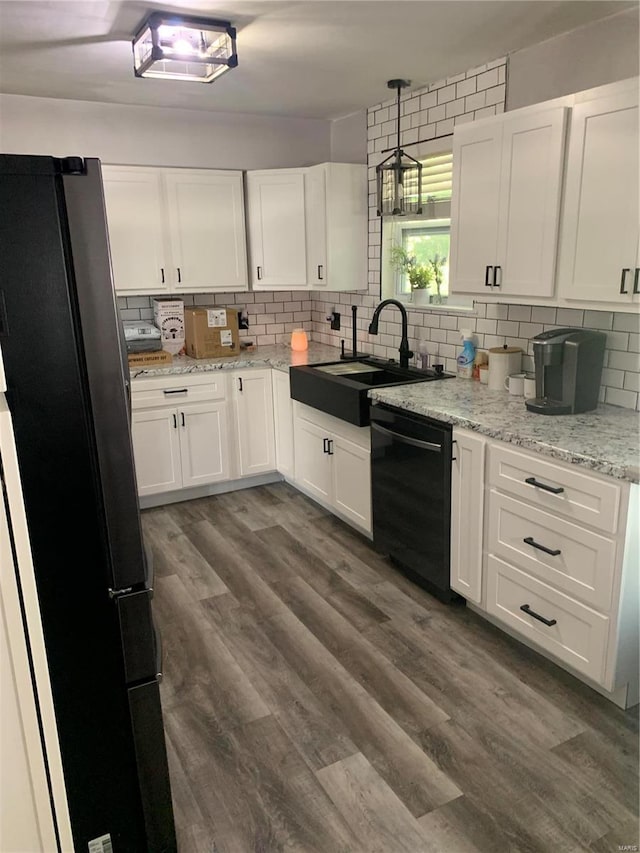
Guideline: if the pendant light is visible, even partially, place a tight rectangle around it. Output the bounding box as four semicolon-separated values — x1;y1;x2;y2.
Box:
376;79;423;216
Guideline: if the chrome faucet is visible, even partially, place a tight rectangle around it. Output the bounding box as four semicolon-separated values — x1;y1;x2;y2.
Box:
368;299;413;368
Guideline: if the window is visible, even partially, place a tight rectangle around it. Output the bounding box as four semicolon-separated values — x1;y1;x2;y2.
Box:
381;149;471;310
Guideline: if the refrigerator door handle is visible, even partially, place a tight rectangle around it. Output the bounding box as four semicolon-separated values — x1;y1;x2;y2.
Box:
153;618;163;682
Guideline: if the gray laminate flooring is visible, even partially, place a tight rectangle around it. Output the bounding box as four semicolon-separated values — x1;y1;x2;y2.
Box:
142;483;639;853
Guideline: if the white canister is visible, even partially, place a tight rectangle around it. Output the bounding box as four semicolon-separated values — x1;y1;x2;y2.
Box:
488;346;523;391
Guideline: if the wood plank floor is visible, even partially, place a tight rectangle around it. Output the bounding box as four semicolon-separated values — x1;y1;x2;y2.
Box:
142;483;639;853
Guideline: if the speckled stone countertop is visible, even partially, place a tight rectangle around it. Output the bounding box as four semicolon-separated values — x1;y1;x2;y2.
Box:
129;342;343;378
369;380;640;483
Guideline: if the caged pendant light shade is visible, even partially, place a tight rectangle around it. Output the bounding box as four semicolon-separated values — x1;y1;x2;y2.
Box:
376;79;423;216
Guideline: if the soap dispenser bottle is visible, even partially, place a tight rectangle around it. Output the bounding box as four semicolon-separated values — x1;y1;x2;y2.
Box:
456;329;476;379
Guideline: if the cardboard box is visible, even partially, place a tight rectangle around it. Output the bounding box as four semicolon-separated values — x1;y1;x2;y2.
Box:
127;350;173;368
153;298;185;356
184;306;240;359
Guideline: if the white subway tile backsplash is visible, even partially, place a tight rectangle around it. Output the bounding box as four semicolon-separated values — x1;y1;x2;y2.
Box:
605;387;638;409
456;77;476;99
428;104;446;123
628;334;640;353
436;119;455;136
601;368;625;389
530;306;557;324
446;98;466;119
606;331;630;351
507;305;531;322
624;372;640;393
518;322;544;340
120;308;141;320
485;84;506;107
485;304;509;320
608;350;640;372
583;310;613;330
437;84;457;104
477;318;498;335
476;68;499;91
496;320;519;337
613;313;640;333
556;307;584;326
420;91;438;110
465;91;486;112
474;105;497;120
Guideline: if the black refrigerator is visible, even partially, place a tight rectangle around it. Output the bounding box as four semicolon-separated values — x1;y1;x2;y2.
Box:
0;154;177;851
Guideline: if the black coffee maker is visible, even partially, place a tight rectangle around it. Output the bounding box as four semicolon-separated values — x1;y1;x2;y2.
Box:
526;328;606;415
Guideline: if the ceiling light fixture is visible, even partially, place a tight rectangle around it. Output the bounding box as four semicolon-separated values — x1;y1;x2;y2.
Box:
132;13;237;83
376;79;423;216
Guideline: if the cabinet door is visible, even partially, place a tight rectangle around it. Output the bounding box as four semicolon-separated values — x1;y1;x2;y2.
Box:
179;401;230;488
101;166;168;294
131;408;182;496
450;428;486;604
293;417;332;504
305;165;328;287
234;370;276;477
559;90;639;303
246;171;308;288
332;434;371;534
449;123;502;294
496;108;568;297
163;170;248;292
272;369;294;478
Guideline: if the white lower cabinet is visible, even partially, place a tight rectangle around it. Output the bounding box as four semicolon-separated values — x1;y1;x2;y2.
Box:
231;369;276;477
293;402;371;535
272;369;295;479
131;373;231;497
450;428;486;604
132;401;229;496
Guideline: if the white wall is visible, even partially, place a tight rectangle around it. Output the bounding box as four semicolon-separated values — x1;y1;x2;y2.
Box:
507;8;639;110
330;110;367;164
0;94;331;169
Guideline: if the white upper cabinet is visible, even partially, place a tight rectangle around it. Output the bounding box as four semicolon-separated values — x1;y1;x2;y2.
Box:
102;166;169;294
449;122;502;294
246;170;308;288
246;163;367;291
557;89;639;305
163;169;248;292
102;165;248;295
450;106;568;298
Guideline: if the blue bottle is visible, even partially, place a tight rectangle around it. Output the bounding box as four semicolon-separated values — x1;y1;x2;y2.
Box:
456;329;476;379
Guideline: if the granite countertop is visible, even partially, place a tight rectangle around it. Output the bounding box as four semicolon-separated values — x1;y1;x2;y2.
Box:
129;342;344;378
369;380;640;483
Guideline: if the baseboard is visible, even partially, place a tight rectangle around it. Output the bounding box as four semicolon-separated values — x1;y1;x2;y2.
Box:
139;472;283;510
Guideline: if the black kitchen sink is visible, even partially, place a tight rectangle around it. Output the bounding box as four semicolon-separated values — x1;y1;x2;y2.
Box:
289;357;453;426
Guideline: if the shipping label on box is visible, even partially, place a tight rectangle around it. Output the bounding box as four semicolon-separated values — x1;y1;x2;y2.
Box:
184;306;240;359
153;298;185;355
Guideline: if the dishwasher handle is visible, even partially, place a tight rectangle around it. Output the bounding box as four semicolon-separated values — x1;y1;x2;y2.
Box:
371;421;442;452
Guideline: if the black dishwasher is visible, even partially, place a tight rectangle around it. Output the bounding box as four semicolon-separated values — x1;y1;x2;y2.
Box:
370;404;455;601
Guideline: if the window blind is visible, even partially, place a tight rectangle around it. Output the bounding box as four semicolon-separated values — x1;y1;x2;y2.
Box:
401;151;453;206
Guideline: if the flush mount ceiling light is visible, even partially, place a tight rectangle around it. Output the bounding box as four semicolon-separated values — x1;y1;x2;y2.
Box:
376;79;423;216
132;13;237;83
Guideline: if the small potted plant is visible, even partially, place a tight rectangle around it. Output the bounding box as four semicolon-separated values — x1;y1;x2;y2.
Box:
428;253;447;305
389;246;433;304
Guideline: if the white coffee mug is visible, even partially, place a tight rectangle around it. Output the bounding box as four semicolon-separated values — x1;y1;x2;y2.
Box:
504;372;526;395
524;374;536;398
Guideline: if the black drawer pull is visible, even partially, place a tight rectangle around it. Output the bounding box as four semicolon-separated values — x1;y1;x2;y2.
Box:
520;604;557;627
620;267;630;294
323;437;329;454
327;439;334;456
177;267;182;283
523;536;561;557
492;265;501;287
172;413;177;429
163;388;188;395
318;264;324;280
484;265;493;287
525;476;564;494
634;268;640;295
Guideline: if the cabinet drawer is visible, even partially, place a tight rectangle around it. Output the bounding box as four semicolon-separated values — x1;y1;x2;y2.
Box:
131;373;227;409
488;491;617;610
489;444;621;534
486;555;609;684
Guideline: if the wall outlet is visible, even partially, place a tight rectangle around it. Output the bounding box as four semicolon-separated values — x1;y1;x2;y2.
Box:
330;312;341;331
238;309;249;330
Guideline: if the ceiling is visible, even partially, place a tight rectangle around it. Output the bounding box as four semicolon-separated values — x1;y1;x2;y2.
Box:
0;1;636;119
